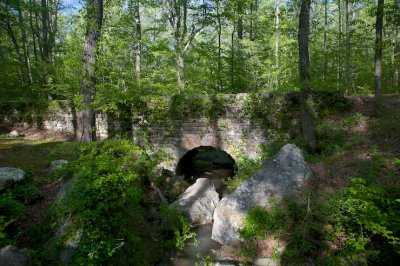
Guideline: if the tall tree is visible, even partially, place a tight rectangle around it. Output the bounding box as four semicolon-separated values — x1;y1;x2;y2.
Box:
375;0;384;110
166;0;206;93
298;0;317;152
76;0;103;142
41;0;49;84
345;0;350;95
323;0;328;82
337;0;342;91
129;0;141;86
17;0;33;84
394;0;400;87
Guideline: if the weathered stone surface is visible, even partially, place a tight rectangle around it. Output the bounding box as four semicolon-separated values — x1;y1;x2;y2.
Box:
0;245;30;266
212;144;312;246
50;159;69;170
254;258;278;266
8;130;23;137
172;178;220;225
0;167;26;190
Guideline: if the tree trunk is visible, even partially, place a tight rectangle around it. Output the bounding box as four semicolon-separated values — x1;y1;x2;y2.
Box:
6;22;24;86
275;0;280;69
298;0;317;153
393;0;399;87
345;0;350;96
216;0;222;90
237;2;243;39
29;0;38;63
338;0;342;91
323;0;328;82
41;0;49;84
395;26;399;87
133;0;141;85
76;0;103;142
375;0;384;111
34;0;43;59
166;0;205;93
275;0;280;89
176;47;185;93
18;0;33;84
231;28;235;89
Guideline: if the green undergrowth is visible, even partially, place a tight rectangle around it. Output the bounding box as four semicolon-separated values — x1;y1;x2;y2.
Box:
0;174;44;247
52;139;195;265
240;178;400;265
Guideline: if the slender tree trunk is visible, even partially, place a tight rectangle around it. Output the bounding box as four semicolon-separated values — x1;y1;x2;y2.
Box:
338;0;342;91
18;0;33;84
176;47;185;93
395;26;399;87
29;0;38;63
6;22;24;86
323;0;328;82
298;0;317;153
275;0;280;69
250;0;254;41
237;2;243;40
134;0;141;85
216;0;222;90
375;0;384;111
77;0;103;142
231;28;235;89
394;0;399;87
41;0;49;84
275;0;280;89
34;0;43;59
345;0;350;96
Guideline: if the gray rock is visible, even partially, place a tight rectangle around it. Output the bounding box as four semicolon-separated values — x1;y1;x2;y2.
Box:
172;178;220;225
0;167;26;190
50;159;69;170
212;144;312;246
254;258;278;266
8;130;23;137
0;245;30;266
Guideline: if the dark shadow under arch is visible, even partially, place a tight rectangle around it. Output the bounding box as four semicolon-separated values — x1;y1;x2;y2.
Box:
176;146;235;182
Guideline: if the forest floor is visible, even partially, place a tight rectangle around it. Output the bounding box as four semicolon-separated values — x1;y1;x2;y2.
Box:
310;95;400;192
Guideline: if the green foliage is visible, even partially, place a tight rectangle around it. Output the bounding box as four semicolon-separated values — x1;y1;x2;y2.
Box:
8;182;41;204
58;140;156;265
239;179;400;264
244;92;298;133
239;202;287;241
323;179;400;264
315;121;348;157
224;156;263;191
159;203;196;252
341;112;363;127
313;91;353;117
0;192;23;246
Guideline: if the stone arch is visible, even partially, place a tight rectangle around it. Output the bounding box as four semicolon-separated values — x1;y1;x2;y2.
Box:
175;146;236;182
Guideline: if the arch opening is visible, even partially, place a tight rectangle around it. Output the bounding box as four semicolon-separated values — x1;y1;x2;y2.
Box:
176;146;236;183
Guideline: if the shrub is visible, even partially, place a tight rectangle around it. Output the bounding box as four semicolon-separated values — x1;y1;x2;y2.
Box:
159;203;196;252
58;140;157;265
0;193;23;246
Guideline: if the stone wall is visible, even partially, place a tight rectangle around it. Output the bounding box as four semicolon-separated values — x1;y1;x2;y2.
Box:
5;94;299;172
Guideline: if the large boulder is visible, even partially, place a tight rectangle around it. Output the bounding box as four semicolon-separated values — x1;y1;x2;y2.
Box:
211;144;312;246
0;245;30;266
172;178;220;225
0;167;26;190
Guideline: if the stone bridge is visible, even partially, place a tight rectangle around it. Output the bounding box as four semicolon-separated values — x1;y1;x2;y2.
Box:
7;93;299;171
